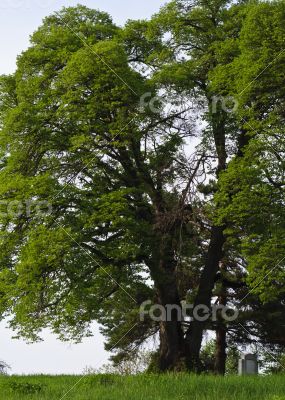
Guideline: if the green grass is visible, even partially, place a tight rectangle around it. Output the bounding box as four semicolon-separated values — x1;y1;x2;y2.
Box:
0;374;284;400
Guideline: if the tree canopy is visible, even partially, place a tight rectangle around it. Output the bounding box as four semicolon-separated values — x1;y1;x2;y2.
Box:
0;0;284;373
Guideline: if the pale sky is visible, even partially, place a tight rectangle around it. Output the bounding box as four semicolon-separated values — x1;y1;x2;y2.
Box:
0;0;166;375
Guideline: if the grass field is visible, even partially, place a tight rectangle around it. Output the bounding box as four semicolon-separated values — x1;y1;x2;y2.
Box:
0;374;284;400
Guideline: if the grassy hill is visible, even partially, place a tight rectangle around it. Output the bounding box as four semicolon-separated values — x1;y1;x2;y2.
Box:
0;374;284;400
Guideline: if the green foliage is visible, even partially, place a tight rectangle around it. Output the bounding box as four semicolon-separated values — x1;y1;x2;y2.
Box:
209;0;285;305
215;117;285;303
200;340;240;375
258;349;285;375
0;4;197;360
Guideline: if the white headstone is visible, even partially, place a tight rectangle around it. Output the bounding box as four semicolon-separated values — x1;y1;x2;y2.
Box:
238;353;258;375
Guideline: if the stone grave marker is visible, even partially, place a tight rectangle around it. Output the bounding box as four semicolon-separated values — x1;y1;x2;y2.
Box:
238;353;258;375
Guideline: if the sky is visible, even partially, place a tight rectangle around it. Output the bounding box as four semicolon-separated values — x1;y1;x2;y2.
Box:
0;0;167;75
0;0;166;375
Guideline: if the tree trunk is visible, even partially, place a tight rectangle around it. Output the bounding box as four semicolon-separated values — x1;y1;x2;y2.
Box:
157;282;185;371
185;225;225;371
150;232;185;371
185;106;227;371
214;264;228;375
215;325;227;375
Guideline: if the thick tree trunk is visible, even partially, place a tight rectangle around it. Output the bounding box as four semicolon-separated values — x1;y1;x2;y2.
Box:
214;325;227;375
185;225;225;371
150;232;185;371
157;282;185;371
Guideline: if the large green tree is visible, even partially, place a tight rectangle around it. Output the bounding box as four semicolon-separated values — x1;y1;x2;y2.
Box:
0;5;201;371
0;0;284;374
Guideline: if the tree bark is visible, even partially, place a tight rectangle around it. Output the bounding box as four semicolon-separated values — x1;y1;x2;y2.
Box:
214;271;228;375
185;107;227;371
150;231;185;371
185;225;225;371
214;324;227;375
157;280;185;371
